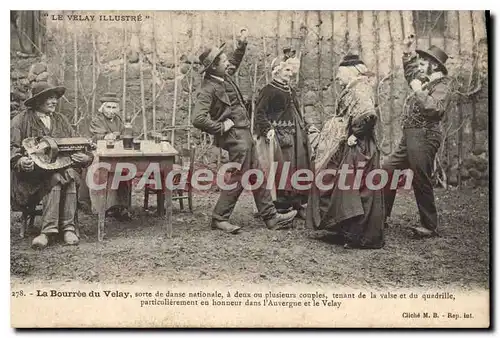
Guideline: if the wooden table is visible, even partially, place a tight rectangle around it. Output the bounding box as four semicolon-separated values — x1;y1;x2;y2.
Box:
92;140;178;241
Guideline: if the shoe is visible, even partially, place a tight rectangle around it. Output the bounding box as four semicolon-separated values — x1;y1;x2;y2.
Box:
276;206;293;214
211;220;241;234
265;210;297;230
116;208;132;221
31;234;49;249
106;206;119;218
409;226;438;238
63;230;79;245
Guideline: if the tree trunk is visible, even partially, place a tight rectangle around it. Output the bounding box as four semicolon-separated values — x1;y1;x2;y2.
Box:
457;11;464;189
170;13;178;146
140;52;147;140
316;10;323;120
91;28;97;118
152;13;157;133
373;13;382;144
122;25;127;120
73;31;78;133
346;11;359;53
387;11;395;153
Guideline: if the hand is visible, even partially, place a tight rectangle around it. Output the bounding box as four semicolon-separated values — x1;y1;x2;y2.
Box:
18;156;34;172
266;129;275;141
223;119;235;132
104;133;116;140
403;34;416;52
347;135;358;147
71;152;91;164
428;72;442;82
410;79;423;92
238;28;248;44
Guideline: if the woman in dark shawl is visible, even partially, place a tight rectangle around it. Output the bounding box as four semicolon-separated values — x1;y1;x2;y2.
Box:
306;55;385;249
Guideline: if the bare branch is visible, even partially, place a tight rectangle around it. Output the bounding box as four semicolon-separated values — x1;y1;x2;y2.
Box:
130;81;166;123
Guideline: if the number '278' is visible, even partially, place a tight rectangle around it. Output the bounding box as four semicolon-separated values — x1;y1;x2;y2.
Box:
11;290;25;297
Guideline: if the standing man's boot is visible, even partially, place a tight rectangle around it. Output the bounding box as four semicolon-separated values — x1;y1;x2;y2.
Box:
264;209;297;230
211;220;241;234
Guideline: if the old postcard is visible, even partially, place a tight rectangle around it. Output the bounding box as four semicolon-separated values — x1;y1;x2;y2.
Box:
10;10;490;328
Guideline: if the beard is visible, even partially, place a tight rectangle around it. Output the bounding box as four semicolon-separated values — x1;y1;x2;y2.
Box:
40;106;56;115
416;65;432;83
425;64;434;76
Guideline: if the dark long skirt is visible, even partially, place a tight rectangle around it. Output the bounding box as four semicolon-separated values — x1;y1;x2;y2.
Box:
307;137;385;248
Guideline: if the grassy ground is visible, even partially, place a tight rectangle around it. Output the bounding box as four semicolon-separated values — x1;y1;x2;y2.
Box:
11;186;489;289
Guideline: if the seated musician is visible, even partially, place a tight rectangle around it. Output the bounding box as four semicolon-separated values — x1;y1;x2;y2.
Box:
11;82;93;249
79;92;132;220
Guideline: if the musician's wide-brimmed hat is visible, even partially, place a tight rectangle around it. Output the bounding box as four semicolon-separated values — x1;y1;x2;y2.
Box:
198;43;226;74
416;45;449;75
23;82;66;107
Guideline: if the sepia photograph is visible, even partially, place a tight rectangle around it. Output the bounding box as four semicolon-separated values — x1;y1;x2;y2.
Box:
9;9;490;328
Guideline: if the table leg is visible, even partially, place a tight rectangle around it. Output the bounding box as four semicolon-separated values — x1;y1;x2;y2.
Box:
92;169;110;242
165;183;172;239
157;173;165;217
162;160;173;238
98;212;106;242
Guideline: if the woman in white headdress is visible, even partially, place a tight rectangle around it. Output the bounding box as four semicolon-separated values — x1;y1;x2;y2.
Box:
306;55;385;249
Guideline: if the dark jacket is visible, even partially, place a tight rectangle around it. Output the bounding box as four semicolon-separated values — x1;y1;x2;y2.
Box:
89;113;124;141
192;41;250;148
254;80;305;139
401;51;453;130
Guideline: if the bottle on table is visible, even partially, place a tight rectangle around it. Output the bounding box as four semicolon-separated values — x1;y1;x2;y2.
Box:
123;117;134;150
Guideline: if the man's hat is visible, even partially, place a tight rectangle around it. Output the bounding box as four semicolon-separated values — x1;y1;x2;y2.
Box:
339;54;365;67
23;82;66;107
198;43;226;74
99;92;120;103
416;45;449;75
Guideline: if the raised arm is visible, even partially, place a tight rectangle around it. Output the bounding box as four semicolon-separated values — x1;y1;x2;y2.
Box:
401;35;422;85
227;40;247;72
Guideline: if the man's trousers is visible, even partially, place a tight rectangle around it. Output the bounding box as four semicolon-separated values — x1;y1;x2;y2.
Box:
383;128;441;231
212;129;276;222
40;180;77;234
